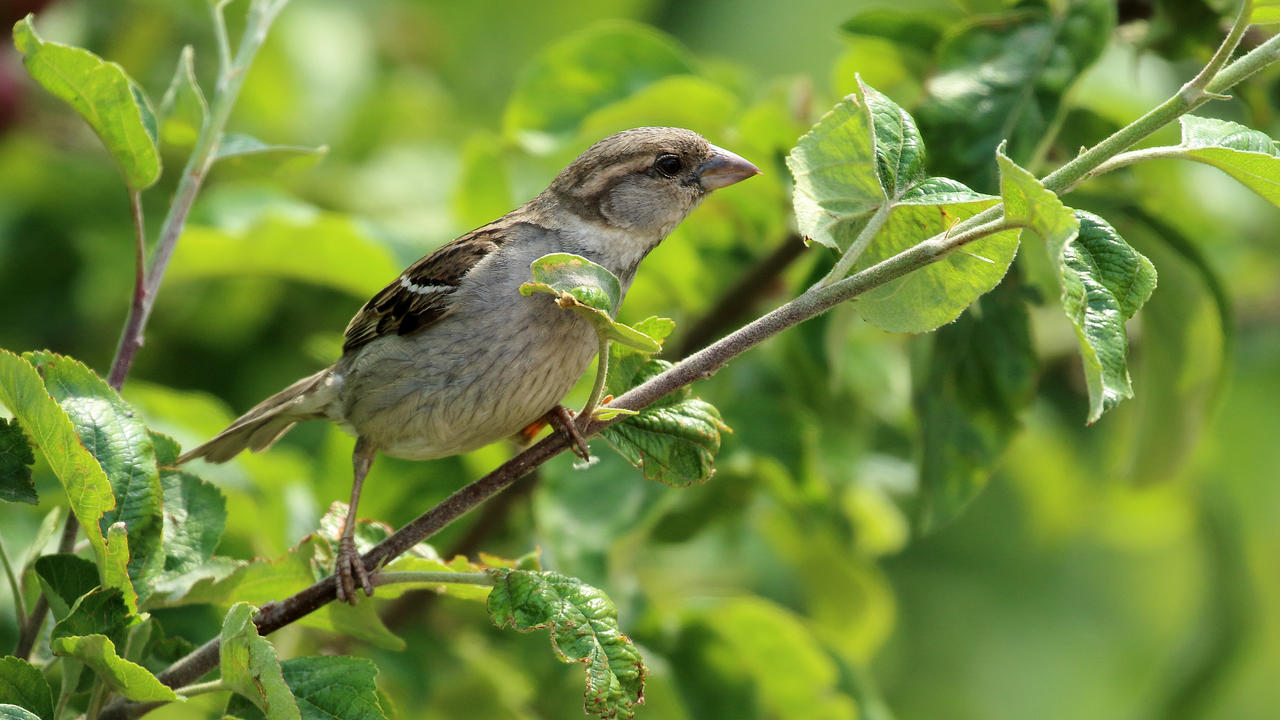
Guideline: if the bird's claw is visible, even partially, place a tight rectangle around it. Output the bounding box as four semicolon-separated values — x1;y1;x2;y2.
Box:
546;405;590;461
334;535;374;605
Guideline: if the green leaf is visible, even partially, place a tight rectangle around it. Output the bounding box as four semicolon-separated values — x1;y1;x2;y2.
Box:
33;554;99;620
603;351;727;486
790;81;1018;331
917;0;1115;188
51;634;178;702
1252;1;1280;24
102;522;139;614
503;21;693;148
0;417;37;504
0;350;115;575
157;45;207;148
221;603;301;720
0;657;54;720
149;431;232;600
914;276;1036;532
166;214;401;299
1172;115;1280;207
50;586;133;646
787;92;886;250
520;253;662;352
0;705;41;720
841;8;946;54
488;569;646;720
26;352;163;600
211;133;328;172
224;656;389;720
682;597;858;719
855;178;1020;332
12;15;161;190
999;152;1155;422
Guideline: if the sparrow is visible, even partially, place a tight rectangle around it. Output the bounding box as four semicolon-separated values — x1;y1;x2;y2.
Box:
177;127;761;603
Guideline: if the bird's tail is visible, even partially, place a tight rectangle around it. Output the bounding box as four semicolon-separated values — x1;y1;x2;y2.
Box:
177;369;336;464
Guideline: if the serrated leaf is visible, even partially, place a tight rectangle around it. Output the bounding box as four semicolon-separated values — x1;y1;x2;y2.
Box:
26;352;162;602
0;417;37;504
488;569;645;720
999;152;1155;422
915;277;1036;532
221;603;301;720
918;0;1114;189
1172;115;1280;207
855;178;1020;332
225;656;389;720
0;657;54;720
603;354;727;486
151;432;229;598
51;634;178;702
0;350;115;576
503;22;693;148
787;93;885;250
157;45;206;148
33;554;99;620
520;253;662;353
50;586;133;646
12;15;160;190
790;81;1019;330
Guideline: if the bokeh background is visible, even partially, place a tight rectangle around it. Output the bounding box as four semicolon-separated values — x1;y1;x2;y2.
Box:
2;0;1279;718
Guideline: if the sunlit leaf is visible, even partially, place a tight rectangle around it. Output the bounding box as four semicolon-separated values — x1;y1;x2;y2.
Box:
26;351;163;600
12;15;160;190
51;634;178;702
1172;115;1280;207
789;82;1019;331
999;152;1155;422
220;603;301;720
488;569;645;720
0;657;54;720
0;417;37;504
855;178;1019;332
149;432;234;603
0;705;42;720
0;351;115;577
520;253;662;352
225;656;389;720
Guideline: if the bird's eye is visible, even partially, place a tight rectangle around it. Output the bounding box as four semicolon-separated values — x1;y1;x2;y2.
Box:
654;154;683;177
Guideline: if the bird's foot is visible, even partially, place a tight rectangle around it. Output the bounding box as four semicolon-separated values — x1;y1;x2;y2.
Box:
545;405;590;460
334;535;374;605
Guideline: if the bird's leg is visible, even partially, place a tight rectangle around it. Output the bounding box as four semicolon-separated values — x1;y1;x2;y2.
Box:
335;438;377;604
544;405;590;460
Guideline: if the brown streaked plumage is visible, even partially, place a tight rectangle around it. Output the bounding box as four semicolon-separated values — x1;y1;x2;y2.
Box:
177;127;760;603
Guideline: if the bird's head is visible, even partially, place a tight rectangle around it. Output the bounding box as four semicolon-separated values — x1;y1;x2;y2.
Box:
546;127;760;239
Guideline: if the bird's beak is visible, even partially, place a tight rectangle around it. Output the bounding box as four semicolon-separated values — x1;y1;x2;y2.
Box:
697;144;761;191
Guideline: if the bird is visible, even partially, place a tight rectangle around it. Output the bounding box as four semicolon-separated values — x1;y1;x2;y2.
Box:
177;127;761;603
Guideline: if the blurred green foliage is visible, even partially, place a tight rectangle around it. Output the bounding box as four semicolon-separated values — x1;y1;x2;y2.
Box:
2;0;1280;719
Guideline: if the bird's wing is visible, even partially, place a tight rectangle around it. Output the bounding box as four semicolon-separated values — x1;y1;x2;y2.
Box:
341;222;513;353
